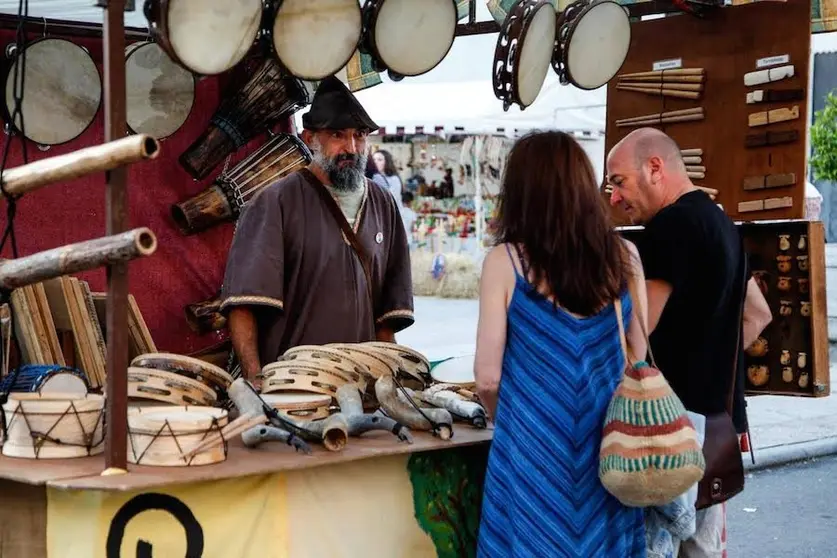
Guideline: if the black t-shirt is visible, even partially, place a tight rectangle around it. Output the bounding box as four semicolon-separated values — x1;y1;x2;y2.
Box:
637;191;749;432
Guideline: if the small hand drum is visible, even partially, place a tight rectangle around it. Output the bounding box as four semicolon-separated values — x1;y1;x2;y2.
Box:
552;0;631;90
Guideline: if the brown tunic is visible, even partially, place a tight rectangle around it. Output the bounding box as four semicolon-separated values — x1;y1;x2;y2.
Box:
219;169;414;364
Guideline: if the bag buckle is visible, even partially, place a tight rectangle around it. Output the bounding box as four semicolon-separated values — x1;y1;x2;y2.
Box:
710;478;723;498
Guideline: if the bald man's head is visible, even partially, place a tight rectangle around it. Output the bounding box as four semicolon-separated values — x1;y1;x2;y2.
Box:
605;128;693;224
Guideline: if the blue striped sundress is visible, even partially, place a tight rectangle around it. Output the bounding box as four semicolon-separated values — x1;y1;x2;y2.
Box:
477;247;646;558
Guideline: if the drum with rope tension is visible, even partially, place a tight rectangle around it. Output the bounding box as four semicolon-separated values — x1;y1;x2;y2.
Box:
178;56;311;181
360;0;458;80
269;0;363;81
125;41;196;139
552;0;630;90
492;0;557;111
3;37;102;146
172;132;312;235
143;0;263;76
127;405;229;467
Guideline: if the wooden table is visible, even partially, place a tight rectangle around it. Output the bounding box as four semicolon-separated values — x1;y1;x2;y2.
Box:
0;428;493;558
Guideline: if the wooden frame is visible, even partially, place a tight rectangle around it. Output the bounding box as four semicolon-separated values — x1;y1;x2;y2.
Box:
604;0;812;224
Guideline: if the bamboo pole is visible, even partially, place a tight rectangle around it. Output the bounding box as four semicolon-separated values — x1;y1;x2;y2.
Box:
0;135;159;196
0;228;156;290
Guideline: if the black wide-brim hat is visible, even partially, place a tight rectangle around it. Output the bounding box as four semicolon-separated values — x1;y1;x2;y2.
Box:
301;76;379;132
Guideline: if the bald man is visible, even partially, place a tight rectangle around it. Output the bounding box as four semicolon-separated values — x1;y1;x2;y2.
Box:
607;128;772;557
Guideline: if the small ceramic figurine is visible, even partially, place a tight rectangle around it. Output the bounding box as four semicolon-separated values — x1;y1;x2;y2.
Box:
745;336;769;357
779;234;791;251
777;277;791;291
797;352;807;369
798;234;807;251
801;301;812;317
797;255;809;272
798;278;809;294
782;366;794;383
779;300;793;316
776;255;792;273
780;350;791;365
747;364;769;387
798;371;810;389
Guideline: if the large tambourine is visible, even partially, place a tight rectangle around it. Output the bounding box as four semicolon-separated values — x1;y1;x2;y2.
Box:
360;0;458;80
269;0;362;81
492;0;557;111
552;0;631;90
143;0;263;76
125;41;196;139
3;38;101;146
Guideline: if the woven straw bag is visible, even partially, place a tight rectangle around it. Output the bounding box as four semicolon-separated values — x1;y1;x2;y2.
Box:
599;287;706;507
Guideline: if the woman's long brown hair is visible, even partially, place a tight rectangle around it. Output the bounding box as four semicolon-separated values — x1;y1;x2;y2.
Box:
494;131;627;316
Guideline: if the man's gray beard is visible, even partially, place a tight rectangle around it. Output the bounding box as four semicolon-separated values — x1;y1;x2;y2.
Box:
312;150;365;192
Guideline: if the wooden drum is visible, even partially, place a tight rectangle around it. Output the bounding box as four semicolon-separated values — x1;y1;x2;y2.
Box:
260;361;359;398
143;0;262;76
172;132;312;235
1;393;105;459
280;345;372;391
4;37;101;145
261;393;332;422
360;0;457;79
125;41;195;139
492;0;556;111
127;405;229;467
552;0;630;90
131;352;233;395
362;342;430;384
127;367;218;407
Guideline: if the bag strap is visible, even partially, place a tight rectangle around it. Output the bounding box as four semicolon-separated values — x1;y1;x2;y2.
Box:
300;168;376;324
614;269;657;369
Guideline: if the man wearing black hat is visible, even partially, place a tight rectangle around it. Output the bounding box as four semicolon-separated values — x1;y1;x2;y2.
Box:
219;77;414;384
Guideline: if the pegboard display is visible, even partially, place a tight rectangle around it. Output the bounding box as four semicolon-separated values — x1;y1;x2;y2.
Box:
618;220;830;398
604;0;812;225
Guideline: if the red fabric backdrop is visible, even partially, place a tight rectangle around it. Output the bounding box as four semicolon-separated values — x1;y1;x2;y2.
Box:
0;28;290;355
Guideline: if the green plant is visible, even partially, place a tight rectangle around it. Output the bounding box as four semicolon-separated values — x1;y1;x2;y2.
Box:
810;91;837;182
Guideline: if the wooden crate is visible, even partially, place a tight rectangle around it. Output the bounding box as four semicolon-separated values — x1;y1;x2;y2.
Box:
618;220;829;397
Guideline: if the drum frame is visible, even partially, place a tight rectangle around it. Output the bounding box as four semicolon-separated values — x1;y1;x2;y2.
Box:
2;37;102;146
551;0;631;90
267;0;363;81
492;0;557;111
359;0;458;80
125;40;196;139
142;0;263;76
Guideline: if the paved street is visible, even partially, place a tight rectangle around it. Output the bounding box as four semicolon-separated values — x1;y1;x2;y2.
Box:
727;455;837;557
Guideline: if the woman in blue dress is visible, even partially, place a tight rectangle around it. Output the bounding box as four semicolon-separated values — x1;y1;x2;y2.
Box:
475;131;648;557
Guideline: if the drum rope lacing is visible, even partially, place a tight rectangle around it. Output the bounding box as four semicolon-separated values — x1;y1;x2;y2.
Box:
0;0;31;440
8;393;105;457
128;414;226;466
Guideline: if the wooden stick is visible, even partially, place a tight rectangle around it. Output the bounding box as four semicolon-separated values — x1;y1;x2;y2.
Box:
617;68;705;79
685;165;706;173
618;75;705;84
616;107;703;125
680;149;703;156
0;135;159;197
688;171;706;179
616;85;702;100
696;186;718;196
0;228;157;290
682;156;702;165
616;113;705;128
180;413;265;460
617;82;704;92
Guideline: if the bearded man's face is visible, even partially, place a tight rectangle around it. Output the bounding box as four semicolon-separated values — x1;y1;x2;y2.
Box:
308;129;369;191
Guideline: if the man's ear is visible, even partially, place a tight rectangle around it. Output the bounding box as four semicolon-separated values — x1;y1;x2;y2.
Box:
300;129;313;145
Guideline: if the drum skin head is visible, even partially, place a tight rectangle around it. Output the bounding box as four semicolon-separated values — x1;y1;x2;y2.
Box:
373;0;457;77
166;0;262;75
272;0;362;80
517;4;556;107
565;1;630;90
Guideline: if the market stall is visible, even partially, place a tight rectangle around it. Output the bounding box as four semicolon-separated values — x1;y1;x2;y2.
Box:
0;0;830;556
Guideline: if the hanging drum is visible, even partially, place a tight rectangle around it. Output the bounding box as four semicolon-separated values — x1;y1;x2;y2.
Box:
492;0;557;111
552;0;631;90
3;38;101;146
143;0;263;76
360;0;458;79
172;132;312;235
178;56;311;180
270;0;362;81
125;41;195;139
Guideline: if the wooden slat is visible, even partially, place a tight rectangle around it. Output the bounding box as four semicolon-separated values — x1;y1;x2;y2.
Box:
808;222;830;396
